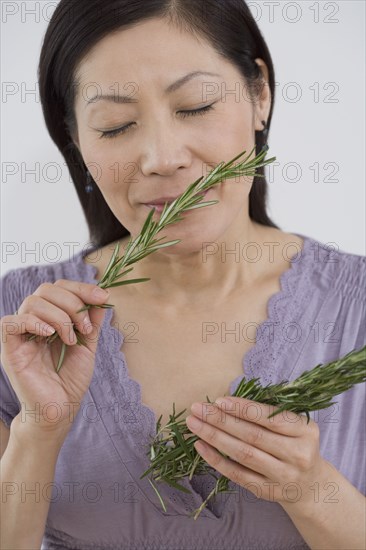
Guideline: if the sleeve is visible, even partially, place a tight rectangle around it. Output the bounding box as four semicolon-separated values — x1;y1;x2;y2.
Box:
0;267;45;427
306;251;366;495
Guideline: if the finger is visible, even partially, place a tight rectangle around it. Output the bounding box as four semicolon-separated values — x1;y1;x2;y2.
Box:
213;397;310;436
18;296;82;346
186;413;283;479
53;279;110;305
30;283;103;340
189;402;295;463
79;305;107;355
193;439;267;490
36;279;109;334
1;313;56;357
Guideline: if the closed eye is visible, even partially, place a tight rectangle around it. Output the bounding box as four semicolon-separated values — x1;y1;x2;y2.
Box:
98;103;216;139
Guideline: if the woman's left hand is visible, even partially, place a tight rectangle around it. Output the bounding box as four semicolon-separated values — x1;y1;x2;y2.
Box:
185;396;328;509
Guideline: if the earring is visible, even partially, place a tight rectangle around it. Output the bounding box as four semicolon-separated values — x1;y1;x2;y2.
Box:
85;170;94;193
261;120;269;145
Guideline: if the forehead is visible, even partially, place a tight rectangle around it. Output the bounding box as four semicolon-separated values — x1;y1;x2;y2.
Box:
74;17;227;90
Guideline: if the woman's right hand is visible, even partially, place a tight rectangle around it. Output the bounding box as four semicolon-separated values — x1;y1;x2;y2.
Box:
0;279;110;441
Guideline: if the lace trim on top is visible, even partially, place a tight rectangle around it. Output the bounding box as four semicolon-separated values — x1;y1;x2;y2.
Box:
69;232;338;519
75;234;308;439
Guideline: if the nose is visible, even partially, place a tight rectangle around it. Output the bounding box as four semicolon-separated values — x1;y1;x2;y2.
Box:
138;117;191;177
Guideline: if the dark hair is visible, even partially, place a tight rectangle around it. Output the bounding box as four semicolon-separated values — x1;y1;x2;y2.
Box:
38;0;280;249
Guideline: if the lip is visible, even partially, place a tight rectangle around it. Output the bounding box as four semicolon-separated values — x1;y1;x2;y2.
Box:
143;189;209;213
143;195;181;206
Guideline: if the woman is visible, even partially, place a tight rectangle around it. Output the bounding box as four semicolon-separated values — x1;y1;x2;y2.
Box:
1;1;365;549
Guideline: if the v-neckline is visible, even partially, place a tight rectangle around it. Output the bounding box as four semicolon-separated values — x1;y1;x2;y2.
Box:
79;232;311;440
75;232;311;519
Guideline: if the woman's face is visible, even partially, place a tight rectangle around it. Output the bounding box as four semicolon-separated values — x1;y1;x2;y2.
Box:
73;17;270;252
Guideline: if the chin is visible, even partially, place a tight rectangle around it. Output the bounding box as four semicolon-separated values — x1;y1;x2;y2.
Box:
150;219;227;256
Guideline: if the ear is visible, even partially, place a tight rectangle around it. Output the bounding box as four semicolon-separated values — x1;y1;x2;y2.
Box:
253;58;272;132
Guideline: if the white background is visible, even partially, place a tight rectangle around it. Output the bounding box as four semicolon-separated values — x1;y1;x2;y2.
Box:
1;0;365;276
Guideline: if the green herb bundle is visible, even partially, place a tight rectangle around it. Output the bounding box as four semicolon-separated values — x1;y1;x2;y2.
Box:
22;141;366;522
140;345;366;520
25;145;275;372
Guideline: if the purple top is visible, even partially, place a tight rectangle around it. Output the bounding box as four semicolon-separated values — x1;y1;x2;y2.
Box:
1;232;365;549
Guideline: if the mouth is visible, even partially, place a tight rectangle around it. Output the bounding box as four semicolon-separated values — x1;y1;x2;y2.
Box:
143;189;210;213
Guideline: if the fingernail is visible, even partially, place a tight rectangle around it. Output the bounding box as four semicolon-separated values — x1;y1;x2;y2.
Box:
190;402;203;415
93;287;109;298
186;415;202;430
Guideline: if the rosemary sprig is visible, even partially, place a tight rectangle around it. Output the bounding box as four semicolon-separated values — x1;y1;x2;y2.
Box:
25;145;276;373
140;345;366;520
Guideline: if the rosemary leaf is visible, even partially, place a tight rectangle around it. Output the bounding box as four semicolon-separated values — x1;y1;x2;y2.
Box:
140;345;366;519
21;145;276;372
106;278;151;287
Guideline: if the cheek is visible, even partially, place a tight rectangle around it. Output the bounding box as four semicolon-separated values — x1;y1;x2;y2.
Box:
220;173;253;204
81;147;134;221
226;100;255;138
83;148;131;196
203;122;255;179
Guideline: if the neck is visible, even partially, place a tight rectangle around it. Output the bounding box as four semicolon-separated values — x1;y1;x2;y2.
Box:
116;217;280;309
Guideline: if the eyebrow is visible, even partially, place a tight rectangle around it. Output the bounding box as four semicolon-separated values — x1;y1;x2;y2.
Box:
86;71;221;106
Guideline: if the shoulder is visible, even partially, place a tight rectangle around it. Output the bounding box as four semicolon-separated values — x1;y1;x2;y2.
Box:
300;233;365;301
0;249;98;317
259;227;364;302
